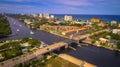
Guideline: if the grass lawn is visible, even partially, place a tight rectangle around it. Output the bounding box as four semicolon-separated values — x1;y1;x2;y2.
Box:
41;57;79;67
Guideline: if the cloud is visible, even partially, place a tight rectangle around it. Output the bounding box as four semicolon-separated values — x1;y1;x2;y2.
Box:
0;4;42;13
2;0;40;2
0;0;120;14
0;3;90;14
51;0;93;6
2;0;93;6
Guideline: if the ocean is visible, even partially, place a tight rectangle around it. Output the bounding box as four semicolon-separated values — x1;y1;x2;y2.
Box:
53;14;120;23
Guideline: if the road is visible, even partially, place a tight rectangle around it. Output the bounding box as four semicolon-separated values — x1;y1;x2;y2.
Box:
0;42;67;67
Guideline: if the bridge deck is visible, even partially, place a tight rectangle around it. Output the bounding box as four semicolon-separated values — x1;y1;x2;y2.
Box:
0;42;67;67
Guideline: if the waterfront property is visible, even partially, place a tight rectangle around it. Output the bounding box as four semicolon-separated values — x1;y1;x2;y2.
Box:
40;25;90;36
112;29;120;34
0;38;41;62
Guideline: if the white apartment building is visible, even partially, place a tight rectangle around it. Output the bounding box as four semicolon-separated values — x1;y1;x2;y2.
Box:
43;13;50;19
64;15;72;21
113;29;120;34
111;21;117;25
50;15;54;19
39;14;43;18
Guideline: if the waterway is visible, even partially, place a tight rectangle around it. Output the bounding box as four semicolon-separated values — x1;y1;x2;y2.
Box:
0;16;72;44
0;16;120;67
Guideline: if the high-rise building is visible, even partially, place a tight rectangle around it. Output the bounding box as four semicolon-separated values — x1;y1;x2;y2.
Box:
32;14;37;17
43;13;49;19
39;14;42;18
64;15;72;21
50;15;54;19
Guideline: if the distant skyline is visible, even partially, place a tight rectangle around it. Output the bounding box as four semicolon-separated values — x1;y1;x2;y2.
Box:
0;0;120;15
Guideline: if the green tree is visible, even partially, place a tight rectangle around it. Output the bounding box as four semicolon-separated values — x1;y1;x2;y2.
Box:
0;16;12;38
28;39;41;48
21;37;29;43
117;41;120;49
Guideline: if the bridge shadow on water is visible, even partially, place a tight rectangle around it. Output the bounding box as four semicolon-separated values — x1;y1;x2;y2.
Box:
41;39;120;67
42;40;120;67
2;16;120;67
65;41;120;67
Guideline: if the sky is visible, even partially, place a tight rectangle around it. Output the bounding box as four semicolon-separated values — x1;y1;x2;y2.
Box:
0;0;120;15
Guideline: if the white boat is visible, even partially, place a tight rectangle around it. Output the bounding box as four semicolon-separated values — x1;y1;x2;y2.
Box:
30;31;34;34
17;29;20;32
77;45;81;47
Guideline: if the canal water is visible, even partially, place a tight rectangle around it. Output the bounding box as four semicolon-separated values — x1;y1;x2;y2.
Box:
0;16;72;44
0;17;120;67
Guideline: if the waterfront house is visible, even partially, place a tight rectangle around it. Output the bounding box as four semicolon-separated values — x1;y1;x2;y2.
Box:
112;29;120;34
98;22;106;27
99;38;108;43
111;21;117;25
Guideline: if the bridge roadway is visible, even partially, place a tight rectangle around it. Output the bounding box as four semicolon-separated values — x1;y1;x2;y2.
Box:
0;42;68;67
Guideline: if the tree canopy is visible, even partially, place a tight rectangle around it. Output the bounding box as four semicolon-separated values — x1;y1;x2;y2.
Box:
0;16;12;38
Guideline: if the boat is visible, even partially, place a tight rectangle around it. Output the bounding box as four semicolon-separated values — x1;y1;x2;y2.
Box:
77;45;81;47
30;31;34;34
17;29;20;32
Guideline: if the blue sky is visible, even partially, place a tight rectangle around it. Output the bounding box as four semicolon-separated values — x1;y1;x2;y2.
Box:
0;0;120;15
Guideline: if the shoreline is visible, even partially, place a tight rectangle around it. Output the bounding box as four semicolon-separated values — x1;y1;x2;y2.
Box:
83;40;119;52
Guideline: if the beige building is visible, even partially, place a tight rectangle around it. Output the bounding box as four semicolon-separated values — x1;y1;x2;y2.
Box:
99;38;108;43
39;14;43;18
118;24;120;28
112;29;120;34
64;15;72;21
98;22;106;27
43;13;50;19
